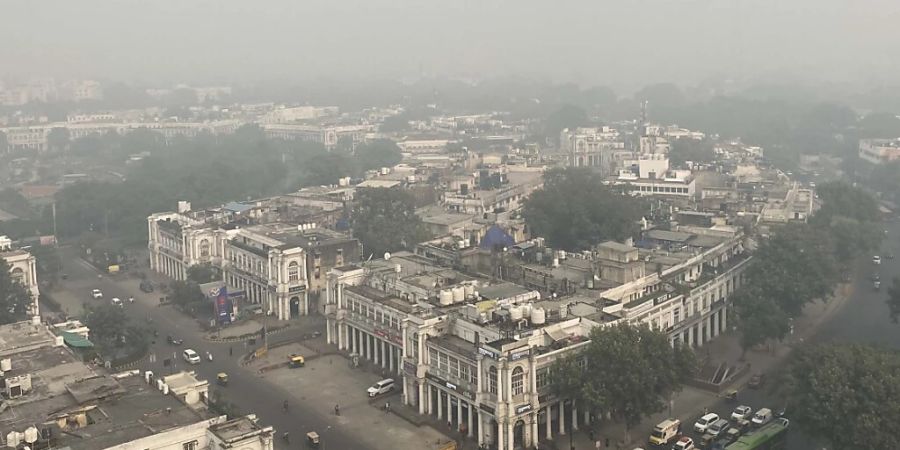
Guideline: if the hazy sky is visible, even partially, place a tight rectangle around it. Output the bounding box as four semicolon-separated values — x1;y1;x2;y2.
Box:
4;0;900;89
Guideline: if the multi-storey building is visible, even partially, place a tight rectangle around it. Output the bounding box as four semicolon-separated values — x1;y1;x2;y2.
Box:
560;127;628;175
148;198;359;319
324;227;749;450
859;138;900;165
0;235;40;317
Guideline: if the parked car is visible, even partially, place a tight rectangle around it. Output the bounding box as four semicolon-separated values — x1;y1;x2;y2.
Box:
694;413;719;433
111;297;123;307
751;408;773;427
671;436;694;450
873;255;882;265
167;335;183;345
91;288;103;299
707;419;730;437
139;280;154;293
731;405;753;421
182;349;201;364
748;373;766;389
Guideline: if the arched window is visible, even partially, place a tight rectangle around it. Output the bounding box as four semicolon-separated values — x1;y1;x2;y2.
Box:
199;239;210;258
512;367;524;395
488;366;498;394
288;261;300;281
10;267;26;285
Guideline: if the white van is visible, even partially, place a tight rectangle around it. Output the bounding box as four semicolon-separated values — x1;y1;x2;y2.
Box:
367;378;395;397
182;349;201;365
693;413;719;433
751;408;773;426
648;418;680;445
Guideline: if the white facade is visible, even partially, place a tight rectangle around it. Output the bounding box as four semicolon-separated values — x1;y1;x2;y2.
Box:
324;233;749;450
1;236;40;317
859;138;900;164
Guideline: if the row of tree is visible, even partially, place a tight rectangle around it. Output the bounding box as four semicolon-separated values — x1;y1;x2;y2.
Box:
734;181;883;352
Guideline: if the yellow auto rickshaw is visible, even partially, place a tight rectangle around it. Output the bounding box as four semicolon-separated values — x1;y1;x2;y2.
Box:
306;431;320;448
289;354;305;368
217;372;229;386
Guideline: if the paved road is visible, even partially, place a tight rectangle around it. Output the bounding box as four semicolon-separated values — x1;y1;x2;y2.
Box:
684;218;900;450
53;246;374;450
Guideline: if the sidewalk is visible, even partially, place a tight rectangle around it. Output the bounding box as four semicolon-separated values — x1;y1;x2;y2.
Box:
574;282;854;449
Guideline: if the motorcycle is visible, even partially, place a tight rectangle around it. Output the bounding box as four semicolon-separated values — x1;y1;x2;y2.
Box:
128;297;134;303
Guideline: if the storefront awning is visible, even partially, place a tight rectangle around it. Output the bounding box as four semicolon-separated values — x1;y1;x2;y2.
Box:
61;331;94;348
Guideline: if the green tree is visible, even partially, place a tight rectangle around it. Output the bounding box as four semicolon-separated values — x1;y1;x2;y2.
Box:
47;127;70;152
355;139;402;171
170;280;206;309
548;354;587;448
523;167;645;251
551;324;696;441
543;105;588;143
888;277;900;323
669;139;715;166
352;188;430;258
187;263;219;284
787;344;900;449
84;303;130;347
733;286;791;355
0;259;33;324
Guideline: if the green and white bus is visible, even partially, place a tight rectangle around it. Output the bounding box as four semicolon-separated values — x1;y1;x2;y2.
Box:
724;418;789;450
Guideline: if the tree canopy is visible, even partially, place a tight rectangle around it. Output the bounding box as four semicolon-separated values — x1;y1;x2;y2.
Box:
523;167;645;251
0;259;33;324
352;188;430;259
355;139;402;171
549;324;696;439
787;344;900;450
187;263;219;284
542;105;588;143
669;139;716;166
888;277;900;324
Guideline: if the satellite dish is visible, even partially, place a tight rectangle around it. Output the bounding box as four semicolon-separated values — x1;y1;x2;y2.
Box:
384;252;391;260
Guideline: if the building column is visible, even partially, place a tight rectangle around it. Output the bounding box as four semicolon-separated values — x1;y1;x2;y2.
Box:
389;346;395;373
379;340;386;368
427;385;434;415
507;421;514;450
559;402;566;435
467;402;474;438
456;396;463;430
712;311;720;338
497;420;505;450
545;406;553;440
368;334;374;361
477;411;485;446
531;414;539;447
446;392;453;425
437;389;443;420
418;382;426;414
584;410;591;425
721;307;728;332
326;320;334;345
572;405;579;431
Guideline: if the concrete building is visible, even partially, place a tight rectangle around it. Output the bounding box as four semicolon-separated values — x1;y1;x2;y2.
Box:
0;235;40;317
560;127;628;175
859;138;900;164
148;198;359;320
615;156;696;198
0;319;274;450
324;226;749;450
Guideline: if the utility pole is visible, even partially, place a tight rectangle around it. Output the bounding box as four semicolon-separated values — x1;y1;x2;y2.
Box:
51;202;58;243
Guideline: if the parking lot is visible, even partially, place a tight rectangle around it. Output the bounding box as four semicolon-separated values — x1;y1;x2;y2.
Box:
252;342;450;450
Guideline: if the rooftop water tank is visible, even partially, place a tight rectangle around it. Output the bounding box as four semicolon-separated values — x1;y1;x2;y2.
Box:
452;286;465;303
531;307;546;325
439;290;453;306
510;306;524;321
464;284;475;298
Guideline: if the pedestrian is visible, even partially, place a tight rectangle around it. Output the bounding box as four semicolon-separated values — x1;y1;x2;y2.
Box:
589;430;595;442
229;346;233;356
595;440;601;450
605;437;610;448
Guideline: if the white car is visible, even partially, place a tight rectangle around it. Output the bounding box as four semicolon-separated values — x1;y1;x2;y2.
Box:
694;413;719;433
873;255;881;265
111;297;123;307
731;405;753;421
672;436;694;450
91;289;103;299
183;349;201;365
367;378;395;397
707;419;730;437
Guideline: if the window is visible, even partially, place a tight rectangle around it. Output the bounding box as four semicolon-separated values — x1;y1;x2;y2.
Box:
183;441;199;450
536;369;549;389
288;261;300;281
488;366;498;394
199;239;210;258
512;367;524;395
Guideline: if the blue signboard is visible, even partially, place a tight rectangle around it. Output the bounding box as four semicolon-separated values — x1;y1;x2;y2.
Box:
211;286;233;325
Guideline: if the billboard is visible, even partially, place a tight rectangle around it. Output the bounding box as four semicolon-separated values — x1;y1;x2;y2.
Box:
210;286;233;325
